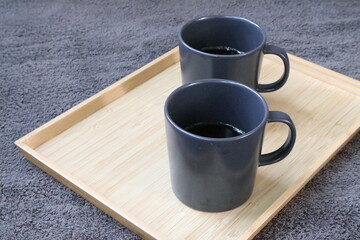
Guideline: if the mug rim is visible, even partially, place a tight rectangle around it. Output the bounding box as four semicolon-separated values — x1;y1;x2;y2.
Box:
164;79;269;141
179;15;267;58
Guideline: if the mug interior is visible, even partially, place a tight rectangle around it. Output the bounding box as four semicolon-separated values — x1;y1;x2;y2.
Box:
180;16;265;54
165;80;267;138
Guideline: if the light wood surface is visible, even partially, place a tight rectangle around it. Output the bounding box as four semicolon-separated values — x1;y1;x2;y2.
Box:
15;47;360;240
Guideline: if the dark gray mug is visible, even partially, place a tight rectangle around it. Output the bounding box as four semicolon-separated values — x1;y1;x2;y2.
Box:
164;79;296;212
179;15;290;92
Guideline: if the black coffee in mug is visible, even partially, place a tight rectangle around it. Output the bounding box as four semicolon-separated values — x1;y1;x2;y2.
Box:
199;46;245;55
184;122;245;138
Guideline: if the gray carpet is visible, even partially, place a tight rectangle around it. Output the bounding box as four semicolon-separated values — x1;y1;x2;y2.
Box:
1;0;359;239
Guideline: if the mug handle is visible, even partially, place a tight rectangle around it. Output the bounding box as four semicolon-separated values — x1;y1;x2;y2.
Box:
256;44;290;93
259;111;296;166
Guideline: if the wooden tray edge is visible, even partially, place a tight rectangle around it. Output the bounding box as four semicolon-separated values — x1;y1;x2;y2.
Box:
244;122;360;239
15;47;179;149
14;141;166;240
288;54;360;96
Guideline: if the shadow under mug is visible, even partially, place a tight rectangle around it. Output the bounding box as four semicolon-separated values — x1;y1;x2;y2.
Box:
179;15;290;92
164;79;296;212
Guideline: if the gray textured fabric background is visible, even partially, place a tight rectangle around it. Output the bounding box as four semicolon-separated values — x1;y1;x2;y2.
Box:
1;0;359;239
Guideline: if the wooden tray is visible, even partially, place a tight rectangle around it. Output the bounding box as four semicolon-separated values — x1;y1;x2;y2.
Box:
15;47;360;240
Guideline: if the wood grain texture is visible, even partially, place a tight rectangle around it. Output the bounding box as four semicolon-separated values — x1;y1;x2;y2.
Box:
16;48;360;240
16;47;179;149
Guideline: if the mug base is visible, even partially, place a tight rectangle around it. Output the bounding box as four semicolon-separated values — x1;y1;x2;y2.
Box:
172;188;253;213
